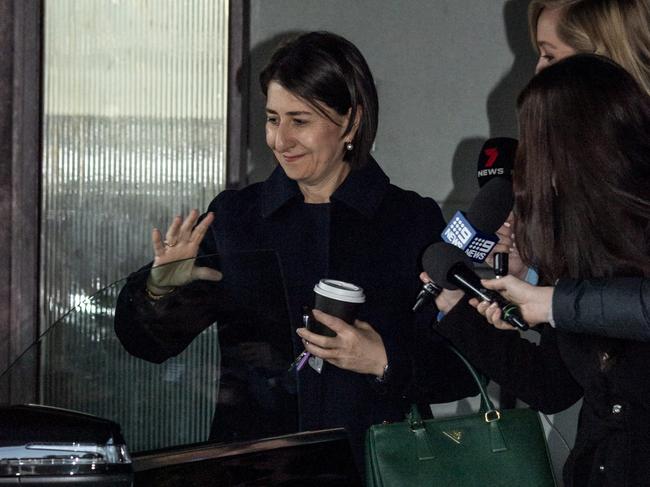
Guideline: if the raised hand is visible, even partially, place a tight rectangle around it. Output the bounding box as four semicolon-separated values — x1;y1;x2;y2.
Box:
147;209;222;295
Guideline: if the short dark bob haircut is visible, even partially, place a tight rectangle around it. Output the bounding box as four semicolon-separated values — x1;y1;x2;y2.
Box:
259;31;378;170
514;54;650;282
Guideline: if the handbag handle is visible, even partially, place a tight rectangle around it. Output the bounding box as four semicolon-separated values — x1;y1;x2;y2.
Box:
407;343;508;454
445;343;496;416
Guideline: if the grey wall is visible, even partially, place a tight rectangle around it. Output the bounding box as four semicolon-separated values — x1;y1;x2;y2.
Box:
246;1;579;483
246;0;536;217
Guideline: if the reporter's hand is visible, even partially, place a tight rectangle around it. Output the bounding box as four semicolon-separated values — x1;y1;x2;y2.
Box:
469;299;514;330
148;209;222;294
295;309;387;377
486;212;528;280
419;272;464;314
468;275;553;330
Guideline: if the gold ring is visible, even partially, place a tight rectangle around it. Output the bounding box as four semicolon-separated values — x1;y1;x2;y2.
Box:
164;240;177;247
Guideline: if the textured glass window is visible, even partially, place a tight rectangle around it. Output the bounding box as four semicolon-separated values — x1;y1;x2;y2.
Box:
41;0;228;451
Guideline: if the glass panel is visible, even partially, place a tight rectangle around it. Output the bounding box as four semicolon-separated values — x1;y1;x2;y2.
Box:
41;0;229;450
1;252;297;453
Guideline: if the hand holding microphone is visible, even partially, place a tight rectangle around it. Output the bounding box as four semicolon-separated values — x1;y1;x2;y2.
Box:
422;242;529;330
418;272;464;315
413;178;514;312
474;275;554;330
413;138;523;313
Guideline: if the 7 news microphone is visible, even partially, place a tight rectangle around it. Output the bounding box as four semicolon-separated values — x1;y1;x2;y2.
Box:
412;139;517;312
441;137;517;264
476;137;517;187
422;241;529;330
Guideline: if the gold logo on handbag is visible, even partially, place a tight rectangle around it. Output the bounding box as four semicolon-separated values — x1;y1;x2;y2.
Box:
442;430;463;444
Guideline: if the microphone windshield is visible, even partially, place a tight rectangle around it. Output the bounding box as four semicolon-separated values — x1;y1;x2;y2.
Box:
422;242;473;290
466;178;513;234
477;137;517;187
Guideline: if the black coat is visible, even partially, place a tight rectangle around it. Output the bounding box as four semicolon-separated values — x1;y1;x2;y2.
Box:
114;159;477;463
554;277;650;341
436;297;650;487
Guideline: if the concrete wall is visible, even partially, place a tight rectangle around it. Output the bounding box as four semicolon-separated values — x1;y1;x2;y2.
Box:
246;1;580;483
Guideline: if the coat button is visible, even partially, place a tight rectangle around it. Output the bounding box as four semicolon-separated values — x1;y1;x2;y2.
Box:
599;465;605;472
612;404;623;414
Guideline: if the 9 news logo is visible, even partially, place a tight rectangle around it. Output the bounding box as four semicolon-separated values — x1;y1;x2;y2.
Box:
465;237;496;261
442;216;472;247
441;212;497;263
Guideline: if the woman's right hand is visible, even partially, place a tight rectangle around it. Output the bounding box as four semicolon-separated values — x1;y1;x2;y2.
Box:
147;209;222;294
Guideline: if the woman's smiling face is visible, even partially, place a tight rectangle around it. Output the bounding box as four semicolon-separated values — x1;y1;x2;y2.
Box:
265;81;355;194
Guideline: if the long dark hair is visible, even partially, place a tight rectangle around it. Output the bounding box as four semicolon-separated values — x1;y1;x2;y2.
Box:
514;54;650;282
259;31;378;170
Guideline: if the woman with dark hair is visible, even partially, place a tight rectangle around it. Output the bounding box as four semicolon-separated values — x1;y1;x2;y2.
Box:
486;0;650;340
115;31;473;466
426;54;650;486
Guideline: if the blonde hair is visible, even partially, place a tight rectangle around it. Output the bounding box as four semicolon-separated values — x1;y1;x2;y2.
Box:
528;0;650;94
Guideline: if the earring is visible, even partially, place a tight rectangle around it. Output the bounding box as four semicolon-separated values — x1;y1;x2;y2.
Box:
345;142;354;151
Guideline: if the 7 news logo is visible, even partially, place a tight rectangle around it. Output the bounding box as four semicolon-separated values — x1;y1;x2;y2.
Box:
477;146;507;178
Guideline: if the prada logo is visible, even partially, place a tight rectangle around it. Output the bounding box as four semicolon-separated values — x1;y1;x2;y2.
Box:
442;430;463;444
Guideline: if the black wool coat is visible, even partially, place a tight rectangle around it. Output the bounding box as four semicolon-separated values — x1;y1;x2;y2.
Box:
554;277;650;341
114;158;477;464
436;297;650;487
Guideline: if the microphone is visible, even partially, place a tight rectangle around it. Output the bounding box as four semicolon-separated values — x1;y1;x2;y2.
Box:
476;137;517;187
441;177;513;263
422;241;529;330
412;280;443;312
493;252;509;278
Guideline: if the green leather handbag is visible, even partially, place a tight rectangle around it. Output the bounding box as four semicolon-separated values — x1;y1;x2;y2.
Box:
365;346;557;486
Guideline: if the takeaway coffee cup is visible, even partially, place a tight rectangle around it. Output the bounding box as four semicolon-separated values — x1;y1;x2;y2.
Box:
307;279;366;337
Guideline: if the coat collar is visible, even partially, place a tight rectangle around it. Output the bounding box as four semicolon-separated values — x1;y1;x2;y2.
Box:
260;156;390;219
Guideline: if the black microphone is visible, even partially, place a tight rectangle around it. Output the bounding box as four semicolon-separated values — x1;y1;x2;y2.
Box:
466;177;514;234
422;242;529;330
476;137;517;187
441;177;514;263
493;252;509;278
412;280;443;312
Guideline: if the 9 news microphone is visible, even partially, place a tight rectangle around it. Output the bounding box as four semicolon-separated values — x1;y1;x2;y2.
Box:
422;241;529;330
441;177;513;263
477;137;517;187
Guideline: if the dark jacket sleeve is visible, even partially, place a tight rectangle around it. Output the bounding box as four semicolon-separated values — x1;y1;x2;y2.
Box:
434;296;583;414
407;316;482;404
114;273;222;363
553;278;650;341
113;198;229;363
400;197;480;405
